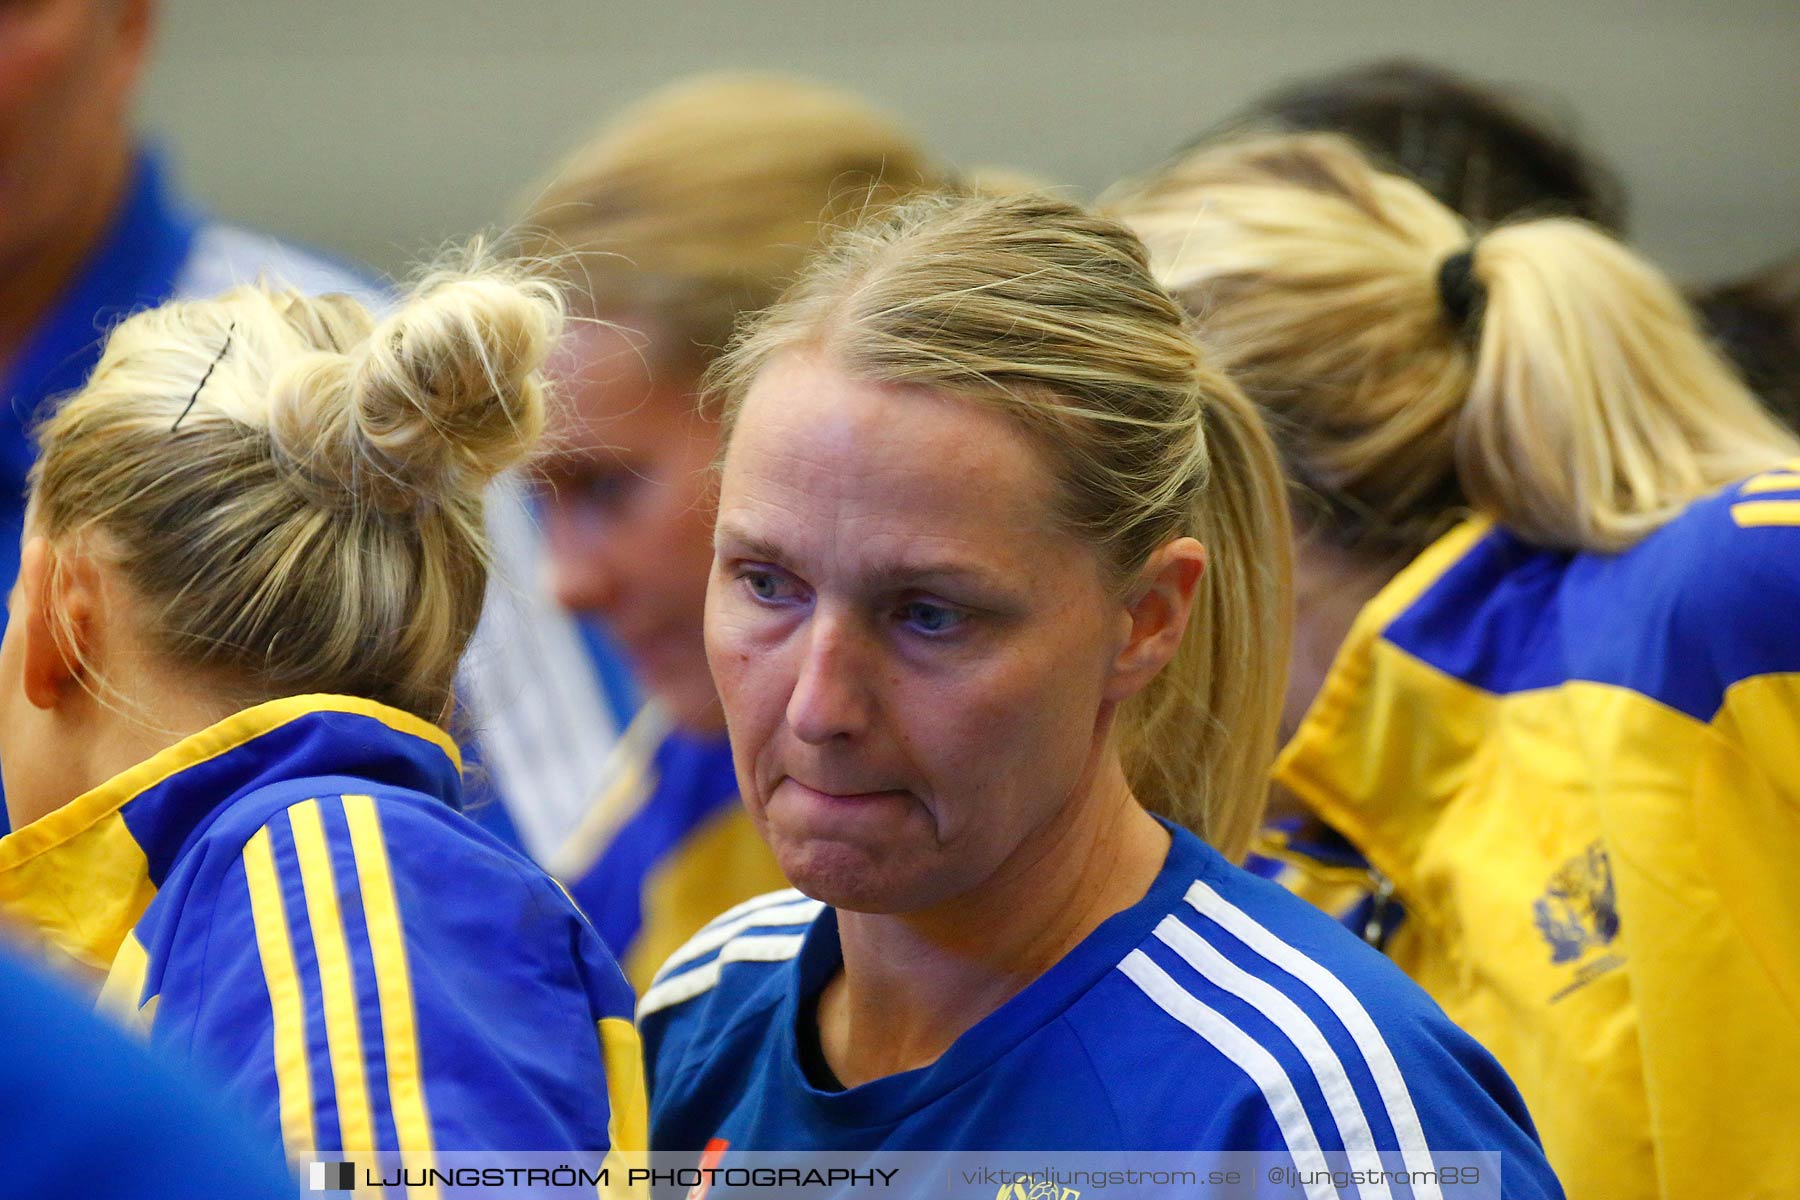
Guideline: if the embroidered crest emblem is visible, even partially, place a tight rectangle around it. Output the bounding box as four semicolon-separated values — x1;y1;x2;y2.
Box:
1533;841;1620;964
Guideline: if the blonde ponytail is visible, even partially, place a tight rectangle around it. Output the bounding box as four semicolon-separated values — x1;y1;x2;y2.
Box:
1114;133;1800;554
708;191;1292;856
1136;381;1293;859
1463;221;1796;550
30;253;562;721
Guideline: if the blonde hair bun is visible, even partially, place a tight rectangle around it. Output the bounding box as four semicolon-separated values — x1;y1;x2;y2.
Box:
271;263;562;512
30;252;563;721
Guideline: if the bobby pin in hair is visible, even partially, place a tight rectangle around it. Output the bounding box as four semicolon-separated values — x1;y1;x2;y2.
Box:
172;323;236;433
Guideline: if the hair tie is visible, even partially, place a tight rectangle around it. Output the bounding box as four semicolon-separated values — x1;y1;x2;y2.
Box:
172;323;235;433
1436;249;1486;335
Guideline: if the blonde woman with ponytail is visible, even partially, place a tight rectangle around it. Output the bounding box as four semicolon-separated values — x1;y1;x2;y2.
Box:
635;190;1561;1192
1116;133;1800;1199
0;264;646;1172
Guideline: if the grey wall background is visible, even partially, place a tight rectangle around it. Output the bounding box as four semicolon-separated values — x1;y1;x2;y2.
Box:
140;1;1799;285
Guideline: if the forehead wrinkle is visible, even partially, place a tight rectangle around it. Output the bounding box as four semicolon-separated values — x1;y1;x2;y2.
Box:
727;402;1059;537
718;351;1082;588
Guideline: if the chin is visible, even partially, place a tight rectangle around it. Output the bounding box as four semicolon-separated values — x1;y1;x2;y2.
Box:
771;836;960;916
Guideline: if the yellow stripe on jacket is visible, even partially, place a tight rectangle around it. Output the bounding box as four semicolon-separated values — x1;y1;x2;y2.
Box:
1273;487;1800;1200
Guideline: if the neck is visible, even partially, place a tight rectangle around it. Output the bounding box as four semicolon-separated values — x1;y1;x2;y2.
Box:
6;673;239;832
817;759;1170;1086
0;144;135;372
91;694;233;789
1271;529;1405;821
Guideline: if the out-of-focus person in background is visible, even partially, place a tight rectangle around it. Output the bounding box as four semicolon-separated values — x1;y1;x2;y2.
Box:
1695;252;1800;433
0;260;645;1166
1116;132;1800;1200
510;73;949;990
0;0;367;606
1199;57;1630;234
0;939;296;1199
1185;54;1638;936
0;0;635;862
0;0;368;839
637;190;1561;1196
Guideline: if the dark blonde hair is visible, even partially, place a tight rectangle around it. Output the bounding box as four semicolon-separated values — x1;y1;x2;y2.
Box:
1115;133;1799;554
30;259;562;722
513;72;944;373
706;192;1293;859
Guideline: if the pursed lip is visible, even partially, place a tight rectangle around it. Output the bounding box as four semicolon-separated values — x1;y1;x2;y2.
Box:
781;777;912;805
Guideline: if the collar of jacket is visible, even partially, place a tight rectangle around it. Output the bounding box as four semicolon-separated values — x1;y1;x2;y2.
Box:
0;694;460;977
1272;516;1495;897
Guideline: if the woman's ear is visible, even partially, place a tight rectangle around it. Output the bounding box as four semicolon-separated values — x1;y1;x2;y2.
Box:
17;537;99;711
1104;536;1207;702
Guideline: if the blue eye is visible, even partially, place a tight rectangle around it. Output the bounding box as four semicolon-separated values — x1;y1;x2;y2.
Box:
901;601;964;635
740;568;798;604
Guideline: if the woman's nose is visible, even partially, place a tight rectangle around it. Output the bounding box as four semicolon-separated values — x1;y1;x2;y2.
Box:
785;613;873;744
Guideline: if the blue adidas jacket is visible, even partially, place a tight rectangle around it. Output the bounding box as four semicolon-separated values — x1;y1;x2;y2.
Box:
0;695;646;1168
553;703;787;993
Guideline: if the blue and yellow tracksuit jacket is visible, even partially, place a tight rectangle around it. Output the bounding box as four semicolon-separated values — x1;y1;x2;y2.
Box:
548;704;788;995
1266;469;1800;1200
0;695;647;1171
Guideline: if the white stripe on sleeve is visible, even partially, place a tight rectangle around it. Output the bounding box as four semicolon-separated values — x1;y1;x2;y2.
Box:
637;934;806;1020
653;898;824;984
695;888;810;932
1155;917;1392;1200
1119;950;1341;1200
1183;880;1442;1199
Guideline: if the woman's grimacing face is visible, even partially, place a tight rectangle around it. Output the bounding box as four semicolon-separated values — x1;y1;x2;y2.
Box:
705;351;1140;914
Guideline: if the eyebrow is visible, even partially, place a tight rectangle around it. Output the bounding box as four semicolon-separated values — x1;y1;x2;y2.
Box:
714;522;1007;592
712;524;788;565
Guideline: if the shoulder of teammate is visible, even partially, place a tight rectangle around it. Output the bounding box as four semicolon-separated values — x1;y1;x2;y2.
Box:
168;785;631;1155
635;889;824;1081
1081;856;1557;1187
1655;467;1800;706
1;947;296;1200
1380;473;1800;724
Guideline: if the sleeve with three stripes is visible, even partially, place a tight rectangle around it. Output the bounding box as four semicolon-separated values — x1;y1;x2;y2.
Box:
153;792;645;1171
